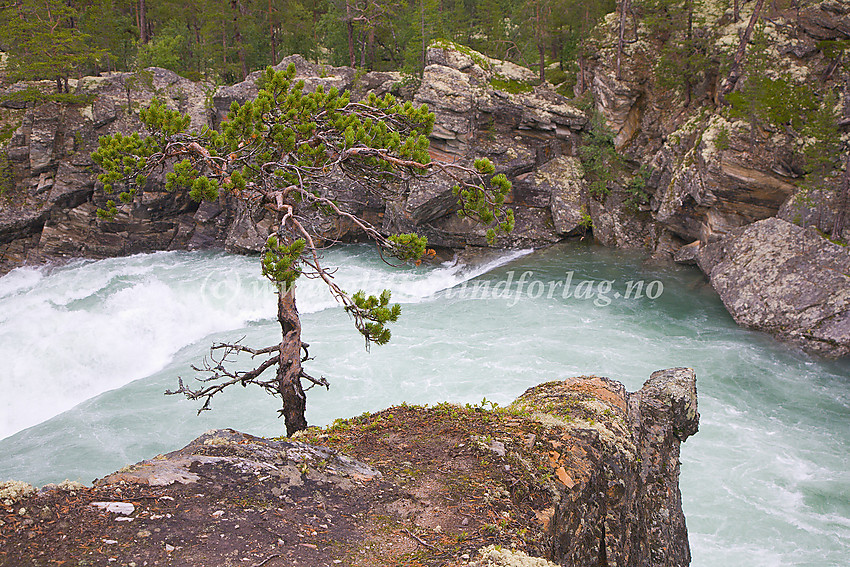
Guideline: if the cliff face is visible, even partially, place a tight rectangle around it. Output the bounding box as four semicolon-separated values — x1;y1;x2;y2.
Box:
582;0;850;357
0;369;699;567
0;48;590;273
0;68;214;274
585;3;848;246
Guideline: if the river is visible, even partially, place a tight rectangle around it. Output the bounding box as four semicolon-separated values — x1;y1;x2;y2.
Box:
1;242;848;566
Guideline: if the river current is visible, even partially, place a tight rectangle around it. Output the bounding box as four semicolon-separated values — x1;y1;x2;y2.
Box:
1;242;848;566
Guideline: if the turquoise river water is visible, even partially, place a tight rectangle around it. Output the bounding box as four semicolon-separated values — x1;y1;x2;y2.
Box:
0;242;848;566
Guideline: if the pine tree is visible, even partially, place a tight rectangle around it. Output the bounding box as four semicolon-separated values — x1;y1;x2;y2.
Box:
0;0;105;92
92;65;514;435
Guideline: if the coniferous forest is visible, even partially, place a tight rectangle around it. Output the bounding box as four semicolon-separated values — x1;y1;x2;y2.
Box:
0;0;614;88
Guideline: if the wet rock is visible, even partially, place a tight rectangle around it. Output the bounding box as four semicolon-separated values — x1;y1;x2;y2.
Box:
698;217;850;358
672;240;701;265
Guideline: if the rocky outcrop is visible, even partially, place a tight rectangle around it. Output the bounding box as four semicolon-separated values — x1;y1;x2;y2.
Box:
0;370;698;566
697;217;850;358
512;368;698;567
381;43;591;249
584;2;848;246
0;69;219;274
1;44;596;273
579;1;850;355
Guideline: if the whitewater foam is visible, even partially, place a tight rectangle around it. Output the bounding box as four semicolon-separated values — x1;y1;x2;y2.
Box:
0;247;528;440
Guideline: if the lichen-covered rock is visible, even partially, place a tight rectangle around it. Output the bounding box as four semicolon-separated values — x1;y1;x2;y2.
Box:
2;371;698;566
466;545;560;566
97;428;381;488
649;114;798;245
525;156;585;235
511;368;699;567
588;189;665;250
698;217;850;358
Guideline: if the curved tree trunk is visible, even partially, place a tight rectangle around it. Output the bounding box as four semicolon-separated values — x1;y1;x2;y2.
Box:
277;287;308;436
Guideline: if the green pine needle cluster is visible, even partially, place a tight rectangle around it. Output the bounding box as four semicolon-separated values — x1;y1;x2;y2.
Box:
91;132;158;207
454;158;515;243
139;98;192;137
347;289;402;346
261;236;306;288
388;233;429;261
217;64;436;191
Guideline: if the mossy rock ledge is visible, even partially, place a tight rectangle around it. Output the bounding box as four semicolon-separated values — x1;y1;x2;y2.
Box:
0;368;698;567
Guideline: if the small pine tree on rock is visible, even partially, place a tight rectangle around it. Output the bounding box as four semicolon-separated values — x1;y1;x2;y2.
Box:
92;64;514;435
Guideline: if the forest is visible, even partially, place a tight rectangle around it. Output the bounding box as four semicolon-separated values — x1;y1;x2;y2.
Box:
0;0;614;88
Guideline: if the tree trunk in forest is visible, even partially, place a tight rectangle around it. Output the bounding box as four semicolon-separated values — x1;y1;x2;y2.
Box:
616;0;630;80
231;0;249;80
368;27;376;69
346;1;356;67
844;69;850;119
138;0;148;44
420;0;426;77
733;0;739;22
269;0;277;64
538;42;545;82
834;72;850;239
720;0;766;101
534;0;547;83
222;28;228;76
577;55;586;93
276;288;308;436
684;0;693;107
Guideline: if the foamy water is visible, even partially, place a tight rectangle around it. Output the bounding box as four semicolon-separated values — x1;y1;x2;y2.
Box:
1;243;848;567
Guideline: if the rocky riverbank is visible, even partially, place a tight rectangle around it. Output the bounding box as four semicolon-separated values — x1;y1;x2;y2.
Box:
0;369;699;567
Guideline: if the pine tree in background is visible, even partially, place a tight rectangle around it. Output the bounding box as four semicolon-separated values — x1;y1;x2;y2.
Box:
0;0;105;92
91;65;514;435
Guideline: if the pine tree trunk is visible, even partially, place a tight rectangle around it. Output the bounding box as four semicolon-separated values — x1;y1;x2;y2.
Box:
277;288;308;436
368;27;376;70
536;0;546;83
833;160;850;239
346;1;356;67
616;0;629;80
420;0;426;77
720;0;766;100
538;42;545;83
138;0;148;44
684;0;693;107
269;0;277;64
835;73;850;239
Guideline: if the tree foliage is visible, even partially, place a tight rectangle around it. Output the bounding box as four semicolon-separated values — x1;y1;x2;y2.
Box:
0;0;106;91
0;0;616;84
91;65;513;434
